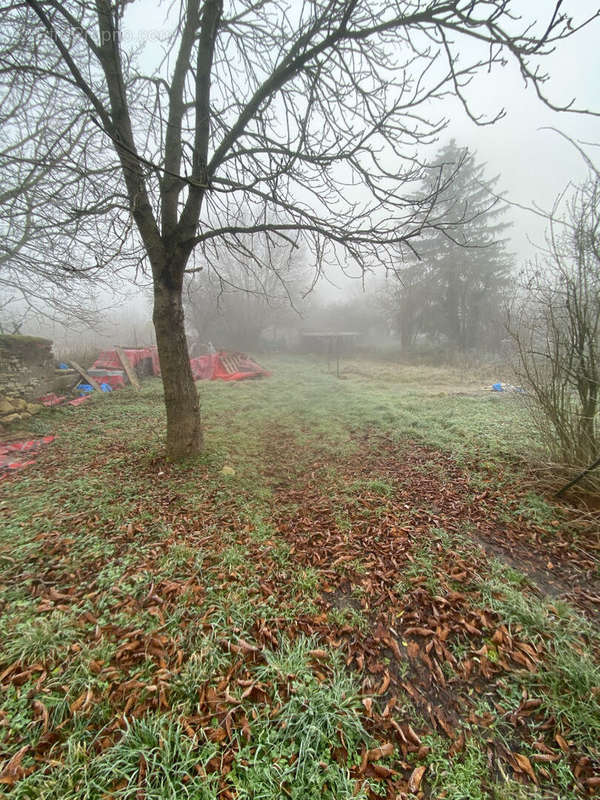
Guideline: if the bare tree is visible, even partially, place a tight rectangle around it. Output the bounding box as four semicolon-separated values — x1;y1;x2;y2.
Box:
2;0;598;458
0;17;138;327
508;170;600;484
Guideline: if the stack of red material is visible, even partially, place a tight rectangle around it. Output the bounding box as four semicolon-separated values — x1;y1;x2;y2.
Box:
93;347;160;376
91;347;269;384
189;352;270;381
189;355;215;380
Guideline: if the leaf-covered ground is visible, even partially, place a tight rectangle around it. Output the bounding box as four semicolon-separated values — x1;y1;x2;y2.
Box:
1;356;599;799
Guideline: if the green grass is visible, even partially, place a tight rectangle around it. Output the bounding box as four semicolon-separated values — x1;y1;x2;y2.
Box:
394;528;442;595
424;733;490;800
523;645;600;747
11;715;221;800
232;640;372;798
0;355;597;798
2;610;81;664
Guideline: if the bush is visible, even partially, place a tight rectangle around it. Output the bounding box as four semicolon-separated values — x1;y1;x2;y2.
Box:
508;174;600;488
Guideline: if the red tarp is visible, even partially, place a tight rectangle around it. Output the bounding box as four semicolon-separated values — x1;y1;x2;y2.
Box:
39;393;67;407
38;393;92;407
92;373;126;389
91;348;269;383
0;435;55;476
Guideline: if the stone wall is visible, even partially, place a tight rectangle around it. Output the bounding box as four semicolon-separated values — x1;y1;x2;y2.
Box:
0;334;55;400
0;395;43;426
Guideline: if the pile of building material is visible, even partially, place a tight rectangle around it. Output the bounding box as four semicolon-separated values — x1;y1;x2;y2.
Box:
90;346;270;386
1;342;270;432
189;351;270;381
90;346;156;388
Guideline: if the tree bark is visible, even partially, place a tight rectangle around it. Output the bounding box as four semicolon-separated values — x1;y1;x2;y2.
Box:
153;280;202;460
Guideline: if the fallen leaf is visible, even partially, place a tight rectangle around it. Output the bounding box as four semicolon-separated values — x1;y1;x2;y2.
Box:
376;672;390;695
408;764;426;793
372;763;395;778
32;700;49;733
514;753;537;784
0;745;29;785
365;742;394;762
69;691;87;713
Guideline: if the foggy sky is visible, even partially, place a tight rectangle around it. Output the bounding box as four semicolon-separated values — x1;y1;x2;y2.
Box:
126;0;599;303
445;0;600;269
42;0;600;316
318;0;600;296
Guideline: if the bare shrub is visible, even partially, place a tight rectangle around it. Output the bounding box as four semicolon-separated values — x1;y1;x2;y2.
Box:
508;176;600;487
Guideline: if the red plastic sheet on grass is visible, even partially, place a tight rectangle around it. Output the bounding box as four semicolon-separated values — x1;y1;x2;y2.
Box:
39;393;67;407
38;393;92;408
0;435;55;476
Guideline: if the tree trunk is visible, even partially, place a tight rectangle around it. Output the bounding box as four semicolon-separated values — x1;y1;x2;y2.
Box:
400;316;414;350
445;275;465;353
153;281;203;460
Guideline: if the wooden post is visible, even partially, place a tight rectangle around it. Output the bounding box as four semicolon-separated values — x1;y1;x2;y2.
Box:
115;347;141;390
68;360;103;393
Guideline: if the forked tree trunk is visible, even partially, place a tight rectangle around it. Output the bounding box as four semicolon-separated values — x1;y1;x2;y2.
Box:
153;280;203;460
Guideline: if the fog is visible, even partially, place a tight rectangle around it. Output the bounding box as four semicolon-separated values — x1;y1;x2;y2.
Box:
3;0;600;361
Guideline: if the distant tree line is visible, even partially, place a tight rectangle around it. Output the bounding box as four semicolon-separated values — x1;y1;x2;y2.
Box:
184;141;514;359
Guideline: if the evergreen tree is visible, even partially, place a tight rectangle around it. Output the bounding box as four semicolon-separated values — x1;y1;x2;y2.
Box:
395;140;513;352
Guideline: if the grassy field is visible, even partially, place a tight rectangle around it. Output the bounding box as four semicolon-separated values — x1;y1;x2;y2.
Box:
1;356;599;799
